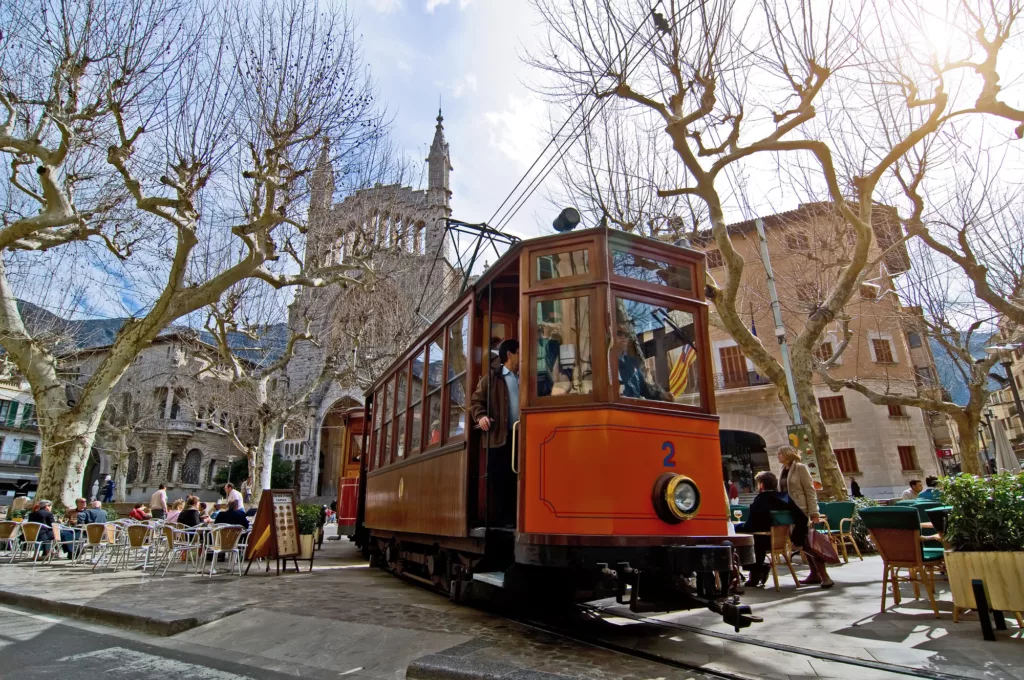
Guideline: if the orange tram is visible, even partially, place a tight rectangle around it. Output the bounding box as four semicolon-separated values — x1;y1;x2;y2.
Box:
349;226;758;628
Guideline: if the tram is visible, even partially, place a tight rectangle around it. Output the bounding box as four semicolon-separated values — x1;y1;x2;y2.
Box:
352;226;757;627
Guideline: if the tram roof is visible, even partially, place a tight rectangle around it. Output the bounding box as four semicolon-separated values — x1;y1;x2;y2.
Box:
364;226;707;396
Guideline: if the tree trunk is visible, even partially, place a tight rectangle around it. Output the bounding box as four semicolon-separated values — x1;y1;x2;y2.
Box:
35;419;101;508
952;414;984;476
114;431;129;503
259;438;275;490
790;348;848;502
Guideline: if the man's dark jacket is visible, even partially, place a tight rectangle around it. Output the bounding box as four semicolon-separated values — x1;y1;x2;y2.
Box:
214;509;249;529
470;356;512;448
739;491;809;547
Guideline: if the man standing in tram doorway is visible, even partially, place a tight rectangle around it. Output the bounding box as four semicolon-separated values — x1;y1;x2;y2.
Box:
470;338;520;528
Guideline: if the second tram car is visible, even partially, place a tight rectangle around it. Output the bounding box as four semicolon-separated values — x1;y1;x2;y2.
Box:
353;226;757;626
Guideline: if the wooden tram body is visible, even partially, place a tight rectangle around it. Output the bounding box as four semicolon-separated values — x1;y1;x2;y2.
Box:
332;407;365;536
353;227;756;622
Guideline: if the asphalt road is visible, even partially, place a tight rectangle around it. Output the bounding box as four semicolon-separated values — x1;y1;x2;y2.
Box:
0;605;321;680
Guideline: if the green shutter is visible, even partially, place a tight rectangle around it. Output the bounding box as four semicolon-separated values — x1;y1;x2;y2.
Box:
5;401;18;427
19;439;36;456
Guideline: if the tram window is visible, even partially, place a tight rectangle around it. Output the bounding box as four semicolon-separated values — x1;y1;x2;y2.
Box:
611;247;693;292
409;350;425;453
613;297;702;407
382;378;395;464
424;334;444;449
394;368;408;460
534;296;593;397
536;249;589;281
447;314;469;439
371;389;382;470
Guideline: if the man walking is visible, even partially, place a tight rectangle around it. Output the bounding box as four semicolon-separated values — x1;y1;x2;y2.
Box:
150;484;168;519
224;482;244;510
470;339;520;528
101;475;115;503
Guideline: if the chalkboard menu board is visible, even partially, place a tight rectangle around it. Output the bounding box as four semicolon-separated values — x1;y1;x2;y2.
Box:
246;488;300;572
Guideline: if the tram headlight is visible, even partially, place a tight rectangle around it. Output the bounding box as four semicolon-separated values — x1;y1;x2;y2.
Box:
652;473;701;523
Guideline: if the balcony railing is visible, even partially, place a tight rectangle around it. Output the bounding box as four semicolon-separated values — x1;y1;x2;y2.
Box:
714;371;773;390
0;454;41;468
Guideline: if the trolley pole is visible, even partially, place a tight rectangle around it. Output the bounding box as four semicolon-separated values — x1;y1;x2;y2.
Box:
755;218;801;424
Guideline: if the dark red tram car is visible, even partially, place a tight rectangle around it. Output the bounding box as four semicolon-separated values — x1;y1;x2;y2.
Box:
352;227;756;624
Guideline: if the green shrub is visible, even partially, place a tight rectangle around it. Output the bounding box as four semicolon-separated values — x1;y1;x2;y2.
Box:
102;504;119;520
850;496;879;554
943;472;1024;552
295;504;320;535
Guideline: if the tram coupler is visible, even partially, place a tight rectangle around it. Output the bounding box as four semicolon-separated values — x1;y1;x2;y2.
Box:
714;596;762;632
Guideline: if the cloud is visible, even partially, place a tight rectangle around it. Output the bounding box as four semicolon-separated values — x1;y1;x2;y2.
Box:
450;74;477;98
368;0;403;12
425;0;477;13
484;94;547;168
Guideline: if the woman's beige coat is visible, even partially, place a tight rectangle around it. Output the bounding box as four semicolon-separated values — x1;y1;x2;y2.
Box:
783;462;819;519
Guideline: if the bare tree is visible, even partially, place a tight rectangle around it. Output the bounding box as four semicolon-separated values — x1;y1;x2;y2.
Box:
530;0;1024;493
0;0;385;505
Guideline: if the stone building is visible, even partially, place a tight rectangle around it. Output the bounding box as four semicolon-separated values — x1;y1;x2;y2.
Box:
73;333;258;503
284;111;458;500
0;376;41;503
693;204;947;499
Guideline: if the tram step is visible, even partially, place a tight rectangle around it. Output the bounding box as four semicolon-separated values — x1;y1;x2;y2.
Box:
472;571;506;588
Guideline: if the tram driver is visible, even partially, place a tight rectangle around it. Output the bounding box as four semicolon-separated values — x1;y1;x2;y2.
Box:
470;338;520;528
615;324;674;402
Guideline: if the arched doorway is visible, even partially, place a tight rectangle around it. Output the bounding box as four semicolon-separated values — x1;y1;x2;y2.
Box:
181;449;203;484
316;397;362;498
720;430;769;495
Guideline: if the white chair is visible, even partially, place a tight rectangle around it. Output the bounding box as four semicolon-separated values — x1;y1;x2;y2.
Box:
80;523;119;569
0;521;21;561
203;525;245;577
17;522;53;565
157;525;202;576
46;523;85;564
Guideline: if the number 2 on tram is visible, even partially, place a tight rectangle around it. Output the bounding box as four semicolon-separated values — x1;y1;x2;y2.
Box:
353;225;758;627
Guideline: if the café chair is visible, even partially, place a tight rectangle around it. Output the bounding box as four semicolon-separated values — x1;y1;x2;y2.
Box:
859;506;943;618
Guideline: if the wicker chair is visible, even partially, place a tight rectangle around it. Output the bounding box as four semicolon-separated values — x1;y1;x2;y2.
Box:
0;520;21;561
819;501;863;563
859;506;944;618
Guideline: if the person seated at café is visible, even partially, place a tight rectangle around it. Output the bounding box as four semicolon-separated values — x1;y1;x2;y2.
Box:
614;324;673;402
178;497;203;527
917;476;941;500
58;497;88;558
901;479;923;500
214;499;249;529
166;499;185;523
209;502;224;521
27;499;57;557
129;503;151;521
739;471;834;589
198;502;212;523
78;500;108;525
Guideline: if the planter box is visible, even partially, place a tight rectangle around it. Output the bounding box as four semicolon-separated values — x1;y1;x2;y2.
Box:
298;533;314;560
946;551;1024;612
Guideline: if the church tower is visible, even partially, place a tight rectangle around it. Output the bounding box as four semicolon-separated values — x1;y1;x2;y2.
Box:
307;137;335;268
425;108;452;259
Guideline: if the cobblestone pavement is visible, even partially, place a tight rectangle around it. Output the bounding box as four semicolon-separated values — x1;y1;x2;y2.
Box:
1;534;1021;679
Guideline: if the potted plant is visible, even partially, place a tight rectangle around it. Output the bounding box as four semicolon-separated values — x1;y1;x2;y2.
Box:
296;504;320;560
942;472;1024;616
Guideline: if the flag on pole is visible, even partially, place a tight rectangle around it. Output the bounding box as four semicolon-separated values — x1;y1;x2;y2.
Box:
669;344;698;397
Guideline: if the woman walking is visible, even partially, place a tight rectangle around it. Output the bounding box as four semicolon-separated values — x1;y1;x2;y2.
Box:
777;445;833;588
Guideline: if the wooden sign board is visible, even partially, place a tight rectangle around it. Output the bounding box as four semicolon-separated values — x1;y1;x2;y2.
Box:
246;489;300;564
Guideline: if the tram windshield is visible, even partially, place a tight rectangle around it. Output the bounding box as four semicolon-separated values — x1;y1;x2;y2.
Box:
534;295;594;398
613;297;702;407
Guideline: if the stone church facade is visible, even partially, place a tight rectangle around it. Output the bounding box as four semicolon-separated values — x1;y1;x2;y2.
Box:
285;111;457;500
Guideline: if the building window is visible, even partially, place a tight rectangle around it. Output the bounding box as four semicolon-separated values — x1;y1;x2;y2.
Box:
705;249;724;269
898;445;918;471
786;230;810;250
871;338;895;364
182;449;202;484
19;403;35;427
127;450;140;484
0;399;18;426
814;341;834;363
914;366;936;386
834;448;859;473
906;331;922;348
888;403;905;417
818;395;848;422
860;284;879;300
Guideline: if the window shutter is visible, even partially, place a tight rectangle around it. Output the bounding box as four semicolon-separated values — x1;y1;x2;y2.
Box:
5;401;19;427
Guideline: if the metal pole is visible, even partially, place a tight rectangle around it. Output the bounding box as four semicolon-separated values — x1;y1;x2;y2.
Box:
755;218;801;424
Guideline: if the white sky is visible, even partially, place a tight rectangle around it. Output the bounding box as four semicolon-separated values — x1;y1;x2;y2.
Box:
352;0;554;240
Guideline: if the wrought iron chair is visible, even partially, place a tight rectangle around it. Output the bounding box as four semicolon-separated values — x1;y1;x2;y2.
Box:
203;525;245;577
81;523;119;569
859;506;944;618
157;525;202;576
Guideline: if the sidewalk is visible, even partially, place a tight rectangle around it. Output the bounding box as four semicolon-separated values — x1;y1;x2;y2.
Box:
0;537;1021;679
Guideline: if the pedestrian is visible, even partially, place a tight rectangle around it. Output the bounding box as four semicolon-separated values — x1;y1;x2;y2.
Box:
150;483;168;519
101;475;115;503
901;479;923;500
727;479;739;501
27;499;57;558
469;338;520;527
128;503;150;521
241;479;252;505
777;445;832;587
917;476;941;500
849;477;863;498
90;478;100;502
740;471;833;589
224;482;244;510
